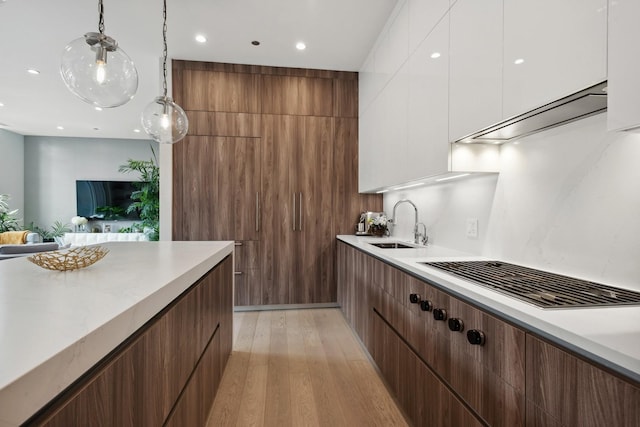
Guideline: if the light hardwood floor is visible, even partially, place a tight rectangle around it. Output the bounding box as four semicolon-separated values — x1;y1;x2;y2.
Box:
206;308;409;427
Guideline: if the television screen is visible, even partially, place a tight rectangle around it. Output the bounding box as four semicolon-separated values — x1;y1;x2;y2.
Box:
76;180;141;220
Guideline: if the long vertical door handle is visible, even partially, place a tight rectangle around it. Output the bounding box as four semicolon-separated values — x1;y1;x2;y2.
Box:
255;192;260;232
298;192;303;231
292;193;296;231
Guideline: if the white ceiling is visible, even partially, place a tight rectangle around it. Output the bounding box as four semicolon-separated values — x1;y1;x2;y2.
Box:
0;0;397;139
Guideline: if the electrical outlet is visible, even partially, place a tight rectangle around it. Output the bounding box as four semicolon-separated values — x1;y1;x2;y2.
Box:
466;218;478;238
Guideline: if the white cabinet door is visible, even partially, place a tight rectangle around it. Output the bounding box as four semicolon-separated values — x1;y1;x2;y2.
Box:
407;14;450;180
608;0;640;131
373;2;409;92
503;0;607;119
408;0;449;54
449;0;503;142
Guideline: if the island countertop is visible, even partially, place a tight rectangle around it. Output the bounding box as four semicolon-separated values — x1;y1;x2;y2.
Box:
338;235;640;384
0;240;233;427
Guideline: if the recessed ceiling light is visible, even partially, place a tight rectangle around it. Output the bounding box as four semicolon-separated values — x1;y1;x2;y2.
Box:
27;69;40;75
430;52;441;59
56;126;64;130
296;42;306;51
514;58;525;65
133;129;141;133
0;102;4;107
195;34;207;43
95;106;103;111
251;40;260;46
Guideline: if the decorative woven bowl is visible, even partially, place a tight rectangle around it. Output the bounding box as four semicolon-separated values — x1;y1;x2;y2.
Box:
28;246;109;271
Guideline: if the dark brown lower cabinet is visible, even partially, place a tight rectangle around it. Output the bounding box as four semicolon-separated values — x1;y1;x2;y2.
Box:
337;240;639;427
27;256;233;427
526;335;640;427
371;310;483;427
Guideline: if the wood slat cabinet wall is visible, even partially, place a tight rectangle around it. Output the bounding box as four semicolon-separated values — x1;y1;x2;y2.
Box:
29;256;233;427
172;60;382;306
337;241;640;426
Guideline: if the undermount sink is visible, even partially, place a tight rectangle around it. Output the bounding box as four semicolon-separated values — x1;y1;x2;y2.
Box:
369;242;415;249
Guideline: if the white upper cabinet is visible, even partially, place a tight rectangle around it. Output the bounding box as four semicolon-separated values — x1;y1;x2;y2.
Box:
406;14;450;180
607;0;640;131
408;0;450;54
503;0;607;119
449;0;503;142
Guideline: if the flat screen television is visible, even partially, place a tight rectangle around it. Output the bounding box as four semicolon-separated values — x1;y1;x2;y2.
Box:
76;180;141;220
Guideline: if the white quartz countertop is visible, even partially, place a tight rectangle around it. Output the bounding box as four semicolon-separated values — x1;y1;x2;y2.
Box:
338;235;640;384
0;241;234;427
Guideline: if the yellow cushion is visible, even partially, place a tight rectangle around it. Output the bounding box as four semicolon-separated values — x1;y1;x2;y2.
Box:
0;230;29;244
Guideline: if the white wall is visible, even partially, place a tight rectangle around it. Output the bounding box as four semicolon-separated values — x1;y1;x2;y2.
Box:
24;136;158;231
385;114;640;291
0;129;25;224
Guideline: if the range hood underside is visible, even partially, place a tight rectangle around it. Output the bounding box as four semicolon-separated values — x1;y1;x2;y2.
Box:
456;81;608;144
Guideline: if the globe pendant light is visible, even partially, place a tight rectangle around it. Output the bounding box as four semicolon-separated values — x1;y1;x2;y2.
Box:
60;0;138;108
141;0;188;144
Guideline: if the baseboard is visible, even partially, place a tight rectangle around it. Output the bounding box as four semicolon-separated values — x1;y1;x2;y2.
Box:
234;302;340;312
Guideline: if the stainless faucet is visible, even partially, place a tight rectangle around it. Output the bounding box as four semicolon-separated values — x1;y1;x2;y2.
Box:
390;199;427;245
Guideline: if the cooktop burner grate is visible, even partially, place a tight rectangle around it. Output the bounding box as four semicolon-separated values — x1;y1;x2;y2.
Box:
422;261;640;309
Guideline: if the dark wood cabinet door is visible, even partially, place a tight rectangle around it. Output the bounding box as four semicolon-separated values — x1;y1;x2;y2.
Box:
262;75;333;117
260;114;297;304
526;335;640;427
293;116;334;303
234;137;261;241
182;69;260;113
174;136;260;242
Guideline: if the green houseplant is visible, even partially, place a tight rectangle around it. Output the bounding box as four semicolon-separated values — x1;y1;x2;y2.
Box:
0;194;21;232
118;145;160;241
28;221;72;243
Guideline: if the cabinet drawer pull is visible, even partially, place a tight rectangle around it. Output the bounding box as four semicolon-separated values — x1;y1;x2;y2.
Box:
234;271;243;276
467;329;486;346
298;192;303;231
235;242;243;246
292;193;296;231
448;318;464;332
420;300;433;312
255;192;260;232
433;308;447;321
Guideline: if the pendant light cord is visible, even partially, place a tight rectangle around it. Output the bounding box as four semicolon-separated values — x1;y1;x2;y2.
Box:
98;0;105;35
162;0;168;98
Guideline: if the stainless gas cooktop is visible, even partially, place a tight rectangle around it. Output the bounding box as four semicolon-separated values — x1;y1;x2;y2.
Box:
422;261;640;309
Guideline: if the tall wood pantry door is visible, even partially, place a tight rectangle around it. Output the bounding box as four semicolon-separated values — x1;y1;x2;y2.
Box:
260;114;334;305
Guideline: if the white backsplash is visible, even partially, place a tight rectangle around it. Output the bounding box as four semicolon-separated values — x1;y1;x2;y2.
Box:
384;114;640;290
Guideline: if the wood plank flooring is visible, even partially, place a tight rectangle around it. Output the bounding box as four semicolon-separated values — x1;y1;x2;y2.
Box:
206;308;409;427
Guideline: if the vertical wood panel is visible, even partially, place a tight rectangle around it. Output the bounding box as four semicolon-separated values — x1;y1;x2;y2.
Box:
333;78;359;118
294;116;335;303
234;138;261;241
333;117;383;236
260;115;296;304
299;77;334;116
261;75;299;115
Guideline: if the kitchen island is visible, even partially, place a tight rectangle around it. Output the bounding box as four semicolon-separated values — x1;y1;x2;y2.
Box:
0;241;234;427
337;235;640;426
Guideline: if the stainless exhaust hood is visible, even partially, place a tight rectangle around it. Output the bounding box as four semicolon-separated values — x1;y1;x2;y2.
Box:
454;81;608;144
